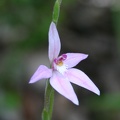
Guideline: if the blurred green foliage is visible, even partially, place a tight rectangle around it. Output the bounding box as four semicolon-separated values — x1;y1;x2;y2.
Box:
0;0;120;120
111;1;120;52
0;0;76;50
0;0;55;50
88;94;120;111
112;10;120;52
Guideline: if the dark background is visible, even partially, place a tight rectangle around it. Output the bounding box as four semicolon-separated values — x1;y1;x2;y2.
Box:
0;0;120;120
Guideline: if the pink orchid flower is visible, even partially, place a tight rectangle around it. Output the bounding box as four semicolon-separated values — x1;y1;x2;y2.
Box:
29;22;100;105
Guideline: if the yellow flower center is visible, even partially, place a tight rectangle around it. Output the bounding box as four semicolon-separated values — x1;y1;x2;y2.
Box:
57;61;63;66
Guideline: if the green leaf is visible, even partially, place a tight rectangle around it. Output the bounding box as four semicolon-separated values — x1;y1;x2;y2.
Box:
52;0;60;24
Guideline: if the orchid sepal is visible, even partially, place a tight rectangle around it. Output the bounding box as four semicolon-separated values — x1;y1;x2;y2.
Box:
48;22;61;63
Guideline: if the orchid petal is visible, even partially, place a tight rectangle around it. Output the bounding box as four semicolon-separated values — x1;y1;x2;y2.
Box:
64;53;88;68
50;71;79;105
48;22;61;63
29;65;52;83
66;68;100;95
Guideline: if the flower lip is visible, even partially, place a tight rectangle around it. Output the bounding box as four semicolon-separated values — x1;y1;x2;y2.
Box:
54;54;67;66
53;54;68;74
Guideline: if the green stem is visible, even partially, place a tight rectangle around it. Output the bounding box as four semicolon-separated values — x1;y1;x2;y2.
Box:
42;80;54;120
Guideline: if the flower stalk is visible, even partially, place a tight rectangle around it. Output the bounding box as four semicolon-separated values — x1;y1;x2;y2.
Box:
42;80;54;120
42;0;62;120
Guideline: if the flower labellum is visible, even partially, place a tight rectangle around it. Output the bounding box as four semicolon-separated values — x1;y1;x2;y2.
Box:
29;22;100;105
